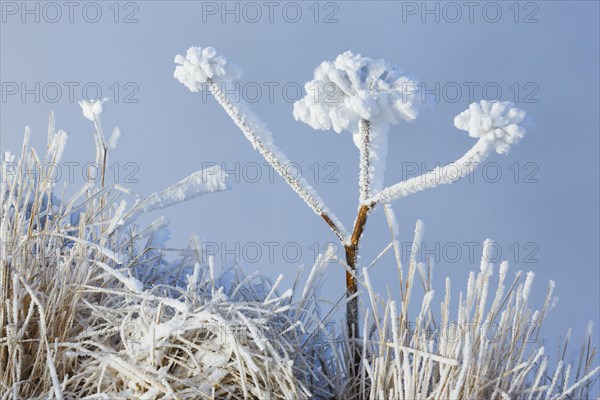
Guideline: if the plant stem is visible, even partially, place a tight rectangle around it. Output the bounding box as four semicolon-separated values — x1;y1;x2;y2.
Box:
358;119;371;204
345;202;374;377
347;119;374;379
206;79;350;244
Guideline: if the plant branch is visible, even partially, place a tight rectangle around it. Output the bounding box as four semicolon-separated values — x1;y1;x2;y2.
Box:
206;79;350;243
370;138;493;204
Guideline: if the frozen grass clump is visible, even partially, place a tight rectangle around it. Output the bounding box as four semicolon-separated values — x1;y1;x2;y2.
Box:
334;215;599;400
0;110;338;399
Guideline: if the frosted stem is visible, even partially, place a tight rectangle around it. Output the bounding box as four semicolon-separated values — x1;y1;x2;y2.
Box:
207;79;350;243
371;138;493;204
358;119;371;204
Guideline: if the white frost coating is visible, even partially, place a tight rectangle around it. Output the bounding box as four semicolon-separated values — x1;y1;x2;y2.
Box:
480;238;494;271
410;219;425;267
174;46;242;92
108;127;122;151
586;321;594;337
44;129;68;165
207;81;350;243
294;51;423;197
450;332;471;399
373;136;493;204
79;98;108;121
294;50;423;133
358;122;389;197
372;100;528;204
454;100;527;155
142;166;230;213
522;271;535;302
174;46;350;243
95;260;144;294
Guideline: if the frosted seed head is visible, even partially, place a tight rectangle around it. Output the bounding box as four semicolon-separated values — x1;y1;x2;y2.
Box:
293;50;424;135
174;46;242;92
454;100;529;154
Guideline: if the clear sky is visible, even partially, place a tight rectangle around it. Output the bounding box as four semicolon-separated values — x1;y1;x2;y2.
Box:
1;0;599;375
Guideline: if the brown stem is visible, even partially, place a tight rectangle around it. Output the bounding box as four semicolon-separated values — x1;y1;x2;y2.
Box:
344;202;374;377
320;213;346;244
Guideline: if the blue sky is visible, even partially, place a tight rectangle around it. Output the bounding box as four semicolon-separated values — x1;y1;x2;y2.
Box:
1;0;598;373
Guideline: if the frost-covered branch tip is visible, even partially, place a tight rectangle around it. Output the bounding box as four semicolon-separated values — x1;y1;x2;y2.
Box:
79;98;109;149
123;165;231;228
373;100;529;204
141;165;231;213
294;50;425;198
79;98;116;185
79;98;108;122
174;46;242;91
454;99;527;155
174;46;350;243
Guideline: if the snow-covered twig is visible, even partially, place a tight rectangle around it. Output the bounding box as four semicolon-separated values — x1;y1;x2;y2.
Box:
371;100;529;204
125;165;230;222
373;138;492;203
206;80;349;242
174;46;350;243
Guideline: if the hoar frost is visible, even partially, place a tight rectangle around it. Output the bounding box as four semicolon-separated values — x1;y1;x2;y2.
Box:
173;46;351;242
79;98;108;122
294;50;424;195
454;100;527;155
293;50;423;133
174;46;242;92
373;100;530;204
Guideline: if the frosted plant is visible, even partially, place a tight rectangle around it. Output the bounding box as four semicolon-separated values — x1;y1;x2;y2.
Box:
1;61;597;399
174;46;242;91
78;97;121;187
174;46;533;379
79;97;108;122
1;108;340;399
454;99;526;154
375;99;528;203
293;50;424;199
174;46;349;243
340;217;600;399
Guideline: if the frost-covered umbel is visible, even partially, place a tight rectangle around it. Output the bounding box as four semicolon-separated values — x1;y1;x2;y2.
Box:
454;100;527;155
293;50;422;135
174;46;242;92
294;51;424;197
373;101;530;204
